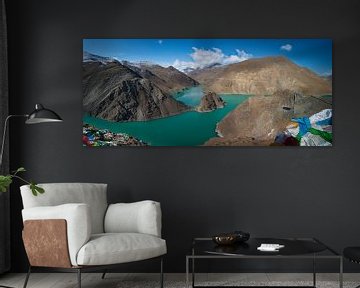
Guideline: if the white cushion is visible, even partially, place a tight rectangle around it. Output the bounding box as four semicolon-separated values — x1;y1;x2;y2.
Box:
76;233;167;266
105;201;162;237
22;204;91;266
20;183;108;234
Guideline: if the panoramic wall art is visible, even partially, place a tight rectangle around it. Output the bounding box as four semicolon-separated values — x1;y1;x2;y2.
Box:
82;39;332;147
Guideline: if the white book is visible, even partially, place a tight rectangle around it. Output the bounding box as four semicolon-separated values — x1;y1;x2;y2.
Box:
257;243;285;251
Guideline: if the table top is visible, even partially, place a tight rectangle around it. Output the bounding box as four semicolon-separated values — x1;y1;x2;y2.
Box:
189;237;340;258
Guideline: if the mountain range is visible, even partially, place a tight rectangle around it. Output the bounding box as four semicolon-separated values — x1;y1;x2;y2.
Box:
189;56;332;96
83;52;332;144
83;54;199;121
123;62;199;94
83;61;192;121
83;51;116;64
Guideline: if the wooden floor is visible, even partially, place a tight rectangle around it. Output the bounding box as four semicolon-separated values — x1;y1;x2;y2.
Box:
0;273;359;288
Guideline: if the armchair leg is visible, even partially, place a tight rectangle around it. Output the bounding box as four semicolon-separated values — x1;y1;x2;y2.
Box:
23;266;31;288
101;270;107;279
77;269;81;288
160;257;164;288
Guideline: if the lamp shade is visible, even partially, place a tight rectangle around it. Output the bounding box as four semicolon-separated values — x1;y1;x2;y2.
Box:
25;104;63;124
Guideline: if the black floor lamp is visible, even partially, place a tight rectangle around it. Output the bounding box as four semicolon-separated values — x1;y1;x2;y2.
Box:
0;103;62;288
0;103;63;167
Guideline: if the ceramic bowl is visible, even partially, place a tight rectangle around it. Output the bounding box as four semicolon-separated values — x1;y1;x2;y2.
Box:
212;234;238;245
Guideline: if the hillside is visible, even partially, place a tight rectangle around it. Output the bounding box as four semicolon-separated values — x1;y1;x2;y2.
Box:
190;56;332;96
124;63;199;94
205;90;332;146
197;92;225;112
83;61;190;122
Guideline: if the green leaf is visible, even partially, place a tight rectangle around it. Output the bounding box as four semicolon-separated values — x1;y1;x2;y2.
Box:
11;167;26;176
30;182;38;196
29;182;44;196
0;168;45;197
15;167;26;173
35;185;45;194
0;175;13;192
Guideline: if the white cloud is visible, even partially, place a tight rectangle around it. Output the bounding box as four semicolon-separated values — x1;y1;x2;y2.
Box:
223;49;252;65
173;47;252;72
158;40;163;45
280;44;292;51
321;69;332;76
190;47;224;68
172;59;196;71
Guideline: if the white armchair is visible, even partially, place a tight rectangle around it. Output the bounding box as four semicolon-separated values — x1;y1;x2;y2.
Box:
20;183;166;288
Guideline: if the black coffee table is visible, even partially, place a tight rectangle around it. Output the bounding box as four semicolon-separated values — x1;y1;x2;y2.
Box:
186;237;342;288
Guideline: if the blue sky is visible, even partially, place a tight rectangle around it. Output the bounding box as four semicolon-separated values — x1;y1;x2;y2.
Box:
83;39;332;75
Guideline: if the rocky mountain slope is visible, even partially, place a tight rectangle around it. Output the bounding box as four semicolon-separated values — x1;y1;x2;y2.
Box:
190;56;332;96
83;61;190;122
124;62;199;94
83;51;115;64
205;90;332;146
197;92;225;112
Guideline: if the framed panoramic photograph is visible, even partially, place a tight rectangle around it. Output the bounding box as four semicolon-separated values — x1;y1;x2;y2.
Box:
82;39;332;147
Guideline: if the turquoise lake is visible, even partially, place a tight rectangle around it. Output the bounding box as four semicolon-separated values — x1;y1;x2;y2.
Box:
83;87;249;146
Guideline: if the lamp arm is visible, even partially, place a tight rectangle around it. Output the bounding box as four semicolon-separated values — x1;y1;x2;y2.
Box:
0;114;28;169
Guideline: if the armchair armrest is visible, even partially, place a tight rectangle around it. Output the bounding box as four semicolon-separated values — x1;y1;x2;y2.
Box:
22;203;91;266
104;200;162;237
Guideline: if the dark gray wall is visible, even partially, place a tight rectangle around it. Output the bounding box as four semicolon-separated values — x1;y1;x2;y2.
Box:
5;0;360;273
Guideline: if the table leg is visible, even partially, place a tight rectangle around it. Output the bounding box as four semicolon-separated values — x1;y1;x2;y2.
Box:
339;257;343;288
192;246;195;288
192;257;195;288
313;254;316;287
186;257;189;288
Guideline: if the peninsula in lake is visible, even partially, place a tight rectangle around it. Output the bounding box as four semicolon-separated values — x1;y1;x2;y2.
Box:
83;39;332;147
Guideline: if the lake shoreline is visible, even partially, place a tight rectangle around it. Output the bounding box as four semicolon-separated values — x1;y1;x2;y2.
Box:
83;90;250;146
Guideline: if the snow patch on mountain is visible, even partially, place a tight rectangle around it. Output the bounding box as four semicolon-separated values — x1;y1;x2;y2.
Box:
83;51;118;64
